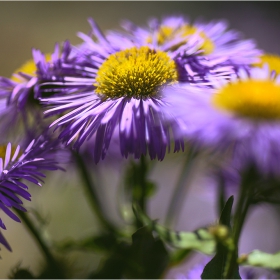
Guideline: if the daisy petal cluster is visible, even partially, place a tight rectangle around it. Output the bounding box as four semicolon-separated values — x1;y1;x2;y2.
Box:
112;15;262;84
36;16;261;163
162;65;280;176
0;136;66;251
0;58;44;139
36;19;188;163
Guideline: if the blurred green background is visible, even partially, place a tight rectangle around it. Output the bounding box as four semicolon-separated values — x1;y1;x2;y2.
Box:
1;1;280;278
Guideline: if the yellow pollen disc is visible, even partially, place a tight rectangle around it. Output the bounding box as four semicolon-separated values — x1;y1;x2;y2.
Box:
253;53;280;75
146;25;214;55
11;54;52;82
94;46;178;98
212;80;280;120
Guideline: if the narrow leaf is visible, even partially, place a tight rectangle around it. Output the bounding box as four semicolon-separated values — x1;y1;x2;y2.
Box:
239;250;280;269
201;196;241;279
132;203;215;255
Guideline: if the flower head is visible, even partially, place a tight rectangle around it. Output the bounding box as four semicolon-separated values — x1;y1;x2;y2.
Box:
163;65;280;176
0;57;49;140
113;15;262;84
0;135;67;251
253;53;280;75
36;18;190;163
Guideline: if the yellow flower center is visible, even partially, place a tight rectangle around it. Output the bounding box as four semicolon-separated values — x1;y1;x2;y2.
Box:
11;54;52;82
254;53;280;75
147;25;214;55
212;80;280;120
94;46;178;98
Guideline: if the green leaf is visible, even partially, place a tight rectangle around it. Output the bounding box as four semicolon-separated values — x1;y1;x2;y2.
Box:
88;241;130;279
9;268;35;279
169;249;192;267
239;250;280;269
219;195;234;228
201;196;241;279
88;227;169;279
132;203;215;255
126;226;169;278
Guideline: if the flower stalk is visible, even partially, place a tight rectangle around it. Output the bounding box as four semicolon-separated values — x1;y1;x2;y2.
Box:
74;151;117;233
15;209;63;276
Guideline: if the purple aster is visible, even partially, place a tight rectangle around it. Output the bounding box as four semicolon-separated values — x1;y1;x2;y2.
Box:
0;60;38;110
112;15;262;84
0;58;44;139
35;18;194;163
0;135;66;251
162;65;280;176
0;47;80;141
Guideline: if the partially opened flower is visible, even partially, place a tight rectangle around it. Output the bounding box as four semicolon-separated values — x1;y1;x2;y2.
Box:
162;65;280;176
113;15;262;84
0;135;66;251
36;18;211;163
0;57;50;139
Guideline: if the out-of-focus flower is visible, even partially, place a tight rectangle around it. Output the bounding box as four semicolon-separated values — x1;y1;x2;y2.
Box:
162;65;280;176
0;57;52;140
3;58;39;109
0;135;67;251
114;15;262;84
253;53;280;75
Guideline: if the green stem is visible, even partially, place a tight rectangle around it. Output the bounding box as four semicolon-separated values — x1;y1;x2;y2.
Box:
15;210;61;272
139;155;148;212
217;172;226;216
165;145;197;228
132;155;149;229
223;175;254;279
74;151;117;233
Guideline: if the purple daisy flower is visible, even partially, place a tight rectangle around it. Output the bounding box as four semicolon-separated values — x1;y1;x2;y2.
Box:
35;18;200;163
0;59;38;109
36;16;262;163
253;53;280;75
112;15;262;84
0;58;45;139
0;135;66;251
162;65;280;176
0;47;80;141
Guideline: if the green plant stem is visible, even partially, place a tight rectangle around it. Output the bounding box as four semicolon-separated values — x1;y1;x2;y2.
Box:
139;155;148;212
15;210;60;271
223;177;254;279
133;155;149;228
217;172;226;216
165;146;197;228
74;151;117;233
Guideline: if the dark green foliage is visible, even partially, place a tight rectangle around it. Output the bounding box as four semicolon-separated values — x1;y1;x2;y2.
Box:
201;196;241;279
88;226;169;279
9;267;35;279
